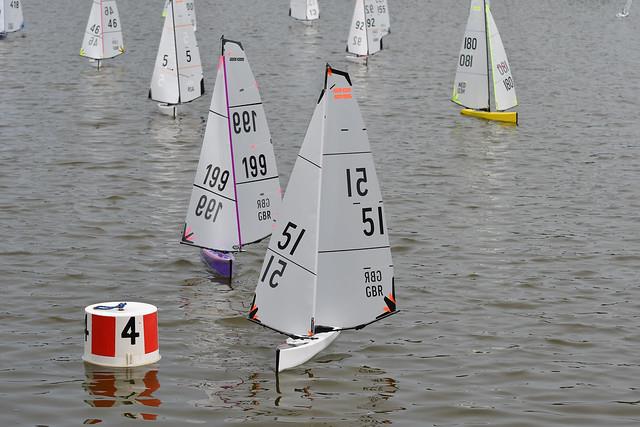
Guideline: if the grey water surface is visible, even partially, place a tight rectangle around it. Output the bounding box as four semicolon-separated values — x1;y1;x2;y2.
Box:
1;0;640;425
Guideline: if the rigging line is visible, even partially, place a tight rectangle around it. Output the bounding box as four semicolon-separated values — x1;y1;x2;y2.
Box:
483;0;491;111
222;52;243;248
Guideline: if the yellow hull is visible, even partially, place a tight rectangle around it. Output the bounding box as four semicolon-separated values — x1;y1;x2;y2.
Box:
461;109;518;125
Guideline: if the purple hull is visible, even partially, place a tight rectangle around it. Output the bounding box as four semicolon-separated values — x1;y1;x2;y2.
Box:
200;249;234;278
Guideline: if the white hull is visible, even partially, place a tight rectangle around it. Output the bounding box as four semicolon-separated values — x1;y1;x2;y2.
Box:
157;103;178;118
616;11;629;17
276;331;340;372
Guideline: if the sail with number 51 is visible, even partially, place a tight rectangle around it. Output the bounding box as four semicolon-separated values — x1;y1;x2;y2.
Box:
248;65;396;371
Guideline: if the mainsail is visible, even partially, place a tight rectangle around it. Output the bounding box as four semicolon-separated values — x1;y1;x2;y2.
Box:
3;0;24;33
80;0;125;60
452;0;489;110
249;65;396;338
150;0;203;105
373;0;390;37
181;38;281;252
346;0;382;57
290;0;319;21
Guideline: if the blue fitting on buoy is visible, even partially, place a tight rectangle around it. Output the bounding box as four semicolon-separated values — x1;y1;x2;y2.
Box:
93;302;127;311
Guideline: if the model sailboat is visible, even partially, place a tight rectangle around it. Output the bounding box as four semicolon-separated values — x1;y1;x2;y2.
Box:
451;0;518;124
374;0;390;37
617;0;632;17
163;0;196;31
149;0;203;118
248;65;397;372
79;0;124;70
181;38;282;279
289;0;319;22
0;0;24;38
346;0;383;63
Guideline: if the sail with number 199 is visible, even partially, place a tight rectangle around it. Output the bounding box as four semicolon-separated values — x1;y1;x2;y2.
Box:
149;0;203;117
1;0;25;38
80;0;125;69
451;0;518;124
180;38;282;278
248;65;397;372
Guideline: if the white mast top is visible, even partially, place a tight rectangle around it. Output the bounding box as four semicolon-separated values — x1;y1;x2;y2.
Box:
181;38;282;253
290;0;319;21
80;0;125;60
150;0;203;105
249;65;396;338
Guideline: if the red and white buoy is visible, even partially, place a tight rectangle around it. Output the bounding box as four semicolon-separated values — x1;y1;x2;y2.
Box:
83;302;160;367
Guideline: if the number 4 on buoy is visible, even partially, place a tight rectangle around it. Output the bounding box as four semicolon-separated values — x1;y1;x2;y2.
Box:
83;302;161;368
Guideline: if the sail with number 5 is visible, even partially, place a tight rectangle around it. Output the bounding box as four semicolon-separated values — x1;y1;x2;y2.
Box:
346;0;383;60
248;65;396;371
289;0;319;21
80;0;125;67
163;0;196;31
451;0;517;124
181;38;282;277
149;0;203;116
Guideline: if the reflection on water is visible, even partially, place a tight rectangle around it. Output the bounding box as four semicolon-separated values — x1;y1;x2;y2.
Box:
82;364;161;423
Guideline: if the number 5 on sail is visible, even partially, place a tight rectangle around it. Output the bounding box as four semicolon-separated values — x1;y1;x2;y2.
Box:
248;65;397;372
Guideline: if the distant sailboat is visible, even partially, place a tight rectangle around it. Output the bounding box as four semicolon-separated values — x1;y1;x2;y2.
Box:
346;0;383;63
248;65;397;372
617;0;632;17
451;0;518;124
149;0;203;118
373;0;390;37
289;0;319;22
0;0;24;38
181;38;282;279
79;0;125;70
163;0;196;31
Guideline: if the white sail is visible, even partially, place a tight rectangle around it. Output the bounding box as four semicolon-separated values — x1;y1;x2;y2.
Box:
290;0;319;21
150;0;203;105
347;0;382;56
373;0;390;37
163;0;196;31
487;7;517;111
182;39;281;252
0;2;5;35
618;0;632;17
80;0;125;60
4;0;24;33
452;0;489;110
250;65;396;338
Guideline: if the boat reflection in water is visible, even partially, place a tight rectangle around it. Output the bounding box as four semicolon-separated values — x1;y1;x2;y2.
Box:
82;364;161;422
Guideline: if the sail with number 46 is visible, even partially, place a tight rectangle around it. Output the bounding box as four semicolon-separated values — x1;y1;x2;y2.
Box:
149;0;203;106
249;65;396;340
181;38;281;256
289;0;319;21
451;0;518;124
80;0;124;62
346;0;383;58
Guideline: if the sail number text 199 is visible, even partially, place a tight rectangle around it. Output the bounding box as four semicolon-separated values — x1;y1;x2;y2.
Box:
242;154;267;178
232;110;257;134
195;195;222;222
203;164;229;191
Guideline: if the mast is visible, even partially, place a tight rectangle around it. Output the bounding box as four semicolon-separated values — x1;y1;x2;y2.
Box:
221;39;243;249
483;0;491;112
170;0;181;103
